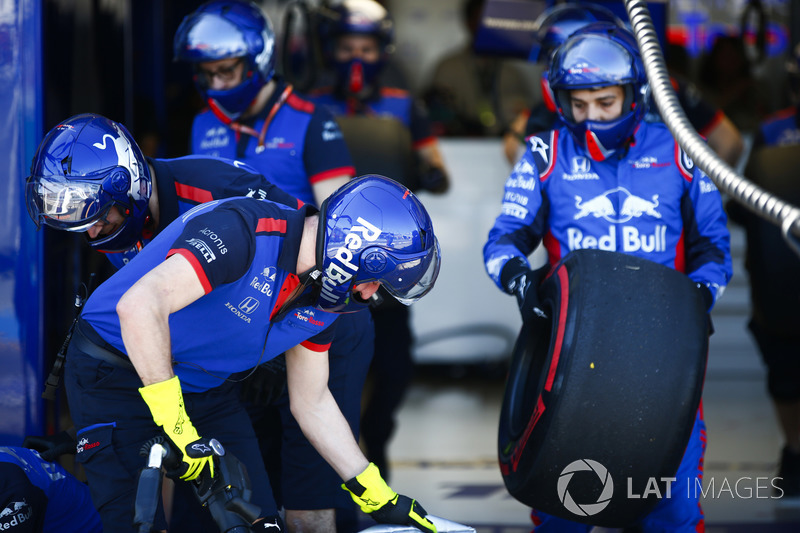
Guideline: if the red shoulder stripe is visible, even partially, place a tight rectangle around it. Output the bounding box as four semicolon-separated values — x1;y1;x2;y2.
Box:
300;339;331;352
256;217;287;235
175;182;213;204
310;166;355;184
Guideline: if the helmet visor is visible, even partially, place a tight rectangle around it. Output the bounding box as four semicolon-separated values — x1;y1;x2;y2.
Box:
176;13;247;64
25;175;112;231
378;237;441;305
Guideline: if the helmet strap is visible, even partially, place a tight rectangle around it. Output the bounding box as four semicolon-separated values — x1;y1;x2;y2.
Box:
541;77;557;113
348;60;364;94
585;130;613;162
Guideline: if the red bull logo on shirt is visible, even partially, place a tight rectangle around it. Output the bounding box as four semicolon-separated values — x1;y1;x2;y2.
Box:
574;187;661;223
567;224;668;253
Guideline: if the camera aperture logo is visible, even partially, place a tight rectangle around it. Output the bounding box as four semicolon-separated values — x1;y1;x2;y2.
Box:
558;459;614;516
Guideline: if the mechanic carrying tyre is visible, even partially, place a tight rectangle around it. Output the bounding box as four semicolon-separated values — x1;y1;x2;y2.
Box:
482;22;732;532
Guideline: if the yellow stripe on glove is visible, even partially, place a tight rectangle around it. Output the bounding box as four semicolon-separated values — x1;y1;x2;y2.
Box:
139;375;214;481
342;462;437;533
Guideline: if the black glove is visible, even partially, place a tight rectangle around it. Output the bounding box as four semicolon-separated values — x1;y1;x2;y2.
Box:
240;355;287;407
419;165;450;194
501;257;547;323
23;428;77;461
696;283;713;311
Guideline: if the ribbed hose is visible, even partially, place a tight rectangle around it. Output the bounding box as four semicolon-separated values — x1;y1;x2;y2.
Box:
624;0;800;256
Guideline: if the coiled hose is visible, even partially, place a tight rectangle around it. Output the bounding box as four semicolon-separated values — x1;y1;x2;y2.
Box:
623;0;800;257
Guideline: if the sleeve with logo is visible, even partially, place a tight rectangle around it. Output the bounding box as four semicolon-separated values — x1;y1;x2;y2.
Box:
303;105;356;184
683;165;733;308
483;142;549;290
166;206;256;292
181;157;304;209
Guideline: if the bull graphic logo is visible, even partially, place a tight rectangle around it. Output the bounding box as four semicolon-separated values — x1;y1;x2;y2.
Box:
574;187;661;223
92;124;141;186
571;156;591;174
261;267;276;281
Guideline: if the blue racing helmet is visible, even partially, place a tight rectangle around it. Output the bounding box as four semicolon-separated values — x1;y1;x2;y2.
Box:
174;0;276;120
322;0;394;95
25;113;152;252
549;22;649;161
530;3;624;64
313;175;440;313
529;4;625;112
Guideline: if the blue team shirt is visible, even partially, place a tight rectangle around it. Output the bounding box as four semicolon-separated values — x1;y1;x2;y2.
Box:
0;447;102;533
81;198;338;393
108;155;302;268
484;121;732;307
190;80;355;205
309;86;436;149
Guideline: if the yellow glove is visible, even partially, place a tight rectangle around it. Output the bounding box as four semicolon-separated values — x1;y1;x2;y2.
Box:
139;376;214;481
342;463;436;533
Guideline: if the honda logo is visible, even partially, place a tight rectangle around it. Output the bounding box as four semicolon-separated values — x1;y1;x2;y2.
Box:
572;156;591;174
238;297;260;315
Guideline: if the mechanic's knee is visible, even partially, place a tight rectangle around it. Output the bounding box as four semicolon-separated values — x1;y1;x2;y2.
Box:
283;508;335;533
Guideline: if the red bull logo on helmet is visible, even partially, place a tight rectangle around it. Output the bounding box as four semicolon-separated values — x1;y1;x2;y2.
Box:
320;216;381;306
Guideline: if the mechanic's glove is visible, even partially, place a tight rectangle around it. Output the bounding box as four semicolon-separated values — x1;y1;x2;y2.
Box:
23;428;77;462
139;376;214;481
240;355;287;407
695;282;714;311
500;256;547;323
419;165;450;194
342;463;437;533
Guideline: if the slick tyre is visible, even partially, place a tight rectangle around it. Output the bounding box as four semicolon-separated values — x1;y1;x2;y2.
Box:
498;249;709;527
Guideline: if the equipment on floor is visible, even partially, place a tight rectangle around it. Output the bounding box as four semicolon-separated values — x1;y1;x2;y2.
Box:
359;515;477;532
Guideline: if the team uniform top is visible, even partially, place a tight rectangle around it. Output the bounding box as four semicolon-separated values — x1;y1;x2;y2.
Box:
752;106;800;149
107;155;302;269
81;197;338;393
484;120;732;306
190;79;355;205
0;447;102;533
309;86;437;149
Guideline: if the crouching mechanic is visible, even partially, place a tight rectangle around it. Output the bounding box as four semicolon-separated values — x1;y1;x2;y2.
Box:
28;129;441;532
483;23;732;531
0;446;102;533
173;4;375;529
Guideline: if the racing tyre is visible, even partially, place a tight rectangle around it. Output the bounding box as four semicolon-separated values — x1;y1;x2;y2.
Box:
498;249;709;527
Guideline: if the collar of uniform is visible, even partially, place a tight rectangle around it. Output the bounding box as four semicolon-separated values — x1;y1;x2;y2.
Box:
147;157;180;235
275;203;319;276
250;77;291;123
